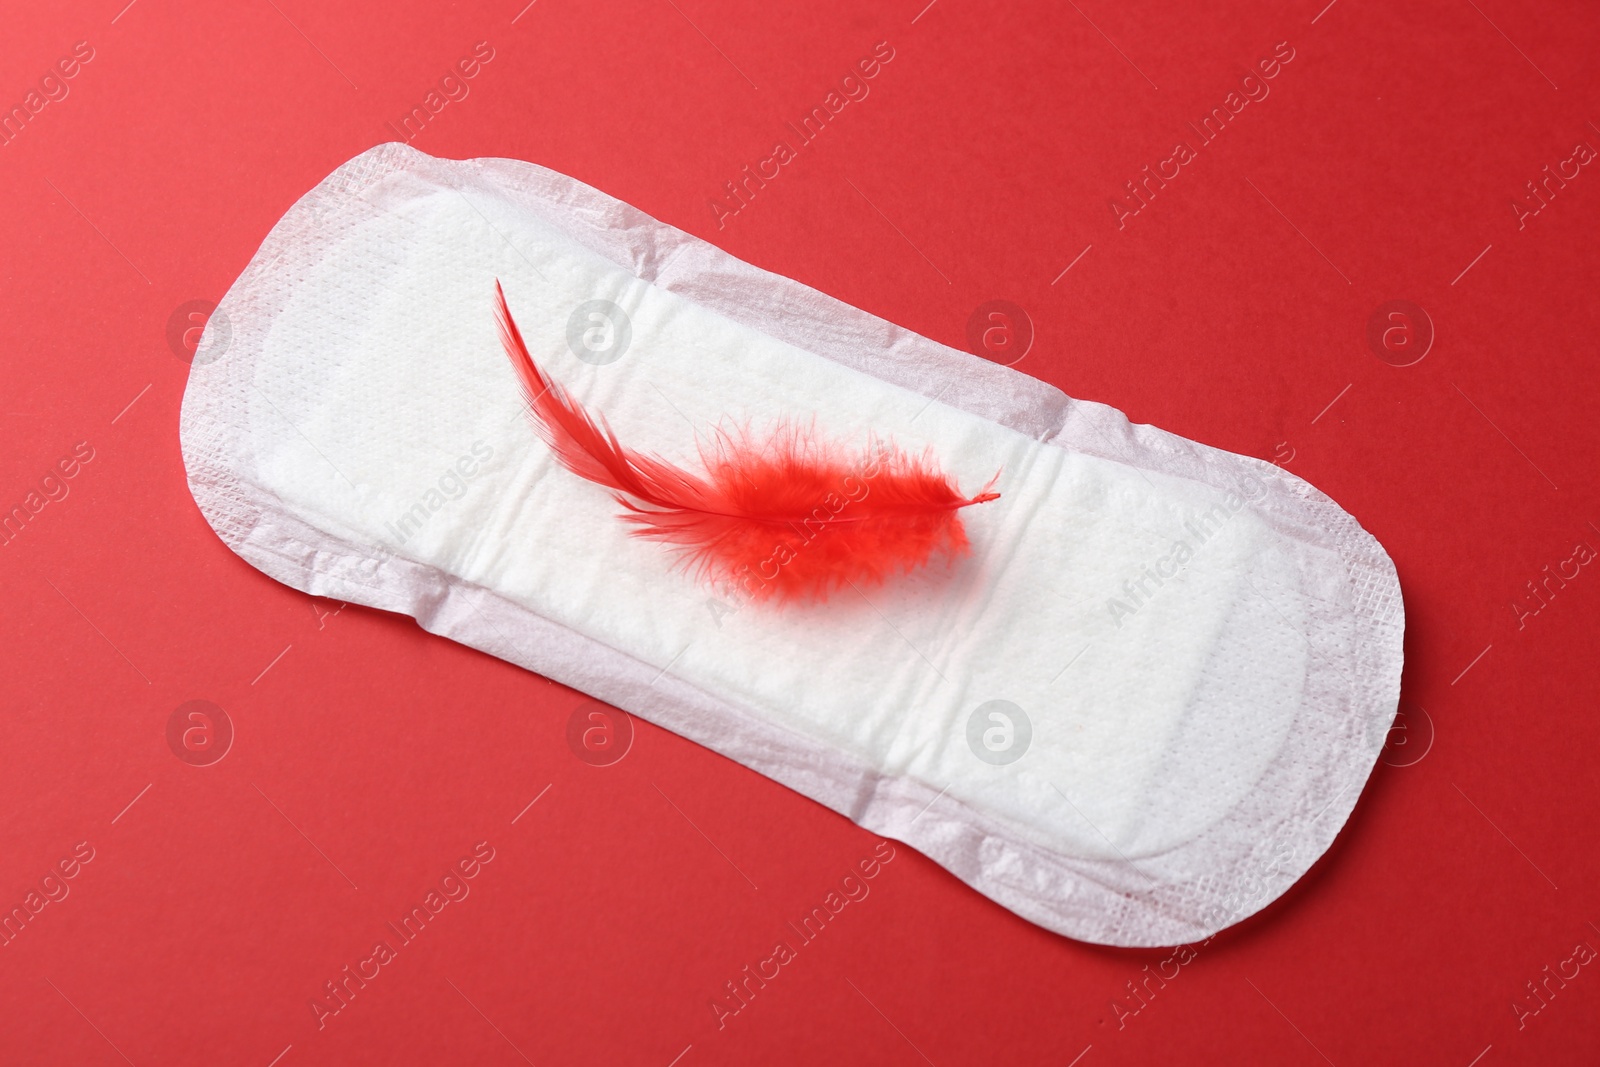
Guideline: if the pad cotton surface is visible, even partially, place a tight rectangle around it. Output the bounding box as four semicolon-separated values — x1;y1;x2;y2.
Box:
179;142;1404;948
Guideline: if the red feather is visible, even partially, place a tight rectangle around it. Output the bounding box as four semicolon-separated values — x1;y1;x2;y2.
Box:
494;281;999;604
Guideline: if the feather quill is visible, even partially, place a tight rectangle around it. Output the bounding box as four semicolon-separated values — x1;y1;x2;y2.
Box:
494;281;998;604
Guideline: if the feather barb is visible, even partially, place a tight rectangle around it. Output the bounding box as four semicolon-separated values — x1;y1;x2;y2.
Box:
494;280;999;604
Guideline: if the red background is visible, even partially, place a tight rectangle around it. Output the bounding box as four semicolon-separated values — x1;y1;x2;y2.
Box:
1;1;1597;1064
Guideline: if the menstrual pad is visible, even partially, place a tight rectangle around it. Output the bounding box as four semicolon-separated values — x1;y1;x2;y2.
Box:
179;142;1404;947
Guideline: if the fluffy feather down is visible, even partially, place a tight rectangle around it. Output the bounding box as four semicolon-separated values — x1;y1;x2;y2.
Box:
494;281;998;604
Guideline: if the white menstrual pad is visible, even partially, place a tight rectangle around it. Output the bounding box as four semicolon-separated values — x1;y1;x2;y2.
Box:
180;143;1404;947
